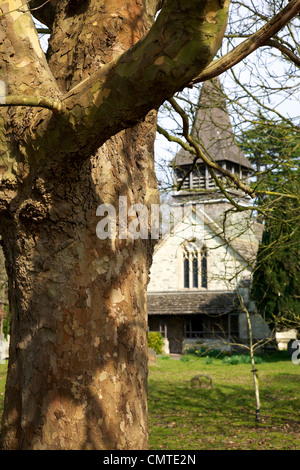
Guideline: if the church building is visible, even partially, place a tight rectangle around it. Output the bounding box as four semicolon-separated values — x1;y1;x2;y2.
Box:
147;79;270;354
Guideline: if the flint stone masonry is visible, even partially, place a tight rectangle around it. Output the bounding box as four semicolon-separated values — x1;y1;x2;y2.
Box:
148;208;252;293
239;313;272;341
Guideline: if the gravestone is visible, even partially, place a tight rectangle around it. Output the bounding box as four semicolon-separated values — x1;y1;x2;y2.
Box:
190;374;213;389
148;348;157;366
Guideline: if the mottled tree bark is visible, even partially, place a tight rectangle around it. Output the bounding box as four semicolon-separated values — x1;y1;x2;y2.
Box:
0;0;229;449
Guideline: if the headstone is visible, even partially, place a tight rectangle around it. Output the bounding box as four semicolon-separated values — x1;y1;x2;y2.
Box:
0;335;9;363
190;374;213;389
0;339;5;364
162;338;170;355
148;348;157;366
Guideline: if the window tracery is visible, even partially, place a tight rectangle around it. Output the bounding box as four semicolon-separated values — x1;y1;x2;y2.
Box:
182;242;208;289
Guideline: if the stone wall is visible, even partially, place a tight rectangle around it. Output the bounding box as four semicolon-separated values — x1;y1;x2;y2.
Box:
148;208;251;293
275;330;298;351
239;313;272;341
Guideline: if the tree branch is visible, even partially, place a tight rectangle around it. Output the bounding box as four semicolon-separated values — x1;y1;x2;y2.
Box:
0;94;65;114
189;0;300;85
167;97;256;201
29;0;56;29
158;103;298;212
0;0;231;168
265;38;300;67
37;27;50;34
26;0;231;159
0;1;61;98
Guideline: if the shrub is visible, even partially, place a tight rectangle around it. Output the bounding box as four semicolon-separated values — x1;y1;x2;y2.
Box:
204;357;214;364
183;344;223;358
148;332;164;355
222;354;264;365
180;355;191;362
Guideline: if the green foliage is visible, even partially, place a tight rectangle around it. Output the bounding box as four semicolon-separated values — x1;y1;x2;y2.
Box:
180;355;191;362
252;220;300;328
160;355;170;360
239;119;300;330
148;332;164;355
238;118;300;201
0;361;8;419
183;344;224;358
182;349;264;365
204;356;214;364
222;354;264;365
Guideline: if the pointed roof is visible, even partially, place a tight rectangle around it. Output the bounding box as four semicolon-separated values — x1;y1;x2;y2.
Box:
153;203;259;263
172;78;253;170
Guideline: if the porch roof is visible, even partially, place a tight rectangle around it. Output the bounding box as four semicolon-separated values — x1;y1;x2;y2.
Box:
147;291;239;316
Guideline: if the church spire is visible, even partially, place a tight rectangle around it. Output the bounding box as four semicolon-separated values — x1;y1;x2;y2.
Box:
171;78;253;199
192;77;252;170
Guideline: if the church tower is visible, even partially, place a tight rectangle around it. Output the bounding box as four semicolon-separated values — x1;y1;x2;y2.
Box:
171;78;254;223
146;79;268;355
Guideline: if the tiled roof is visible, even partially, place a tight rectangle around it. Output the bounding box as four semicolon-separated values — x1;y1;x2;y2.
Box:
229;237;259;264
147;291;240;316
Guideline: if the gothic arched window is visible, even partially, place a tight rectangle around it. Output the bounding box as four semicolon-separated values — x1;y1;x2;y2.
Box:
182;242;208;289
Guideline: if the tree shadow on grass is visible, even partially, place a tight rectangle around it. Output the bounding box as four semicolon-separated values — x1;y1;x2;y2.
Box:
148;373;300;428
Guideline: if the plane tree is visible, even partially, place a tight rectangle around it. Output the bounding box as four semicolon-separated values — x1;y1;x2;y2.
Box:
0;0;299;450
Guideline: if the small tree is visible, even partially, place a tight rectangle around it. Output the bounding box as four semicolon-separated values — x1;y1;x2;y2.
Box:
251;207;300;330
238;120;300;330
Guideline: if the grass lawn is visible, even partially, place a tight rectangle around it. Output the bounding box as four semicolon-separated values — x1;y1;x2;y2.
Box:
0;353;299;450
148;352;300;450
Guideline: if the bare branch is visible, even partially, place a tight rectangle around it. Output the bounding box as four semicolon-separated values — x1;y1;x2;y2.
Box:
29;0;56;28
189;0;300;85
168;97;255;201
36;27;50;34
265;38;300;67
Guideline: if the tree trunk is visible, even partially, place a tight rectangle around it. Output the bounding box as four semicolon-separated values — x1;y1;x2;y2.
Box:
245;307;261;422
0;114;158;449
0;1;158;448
